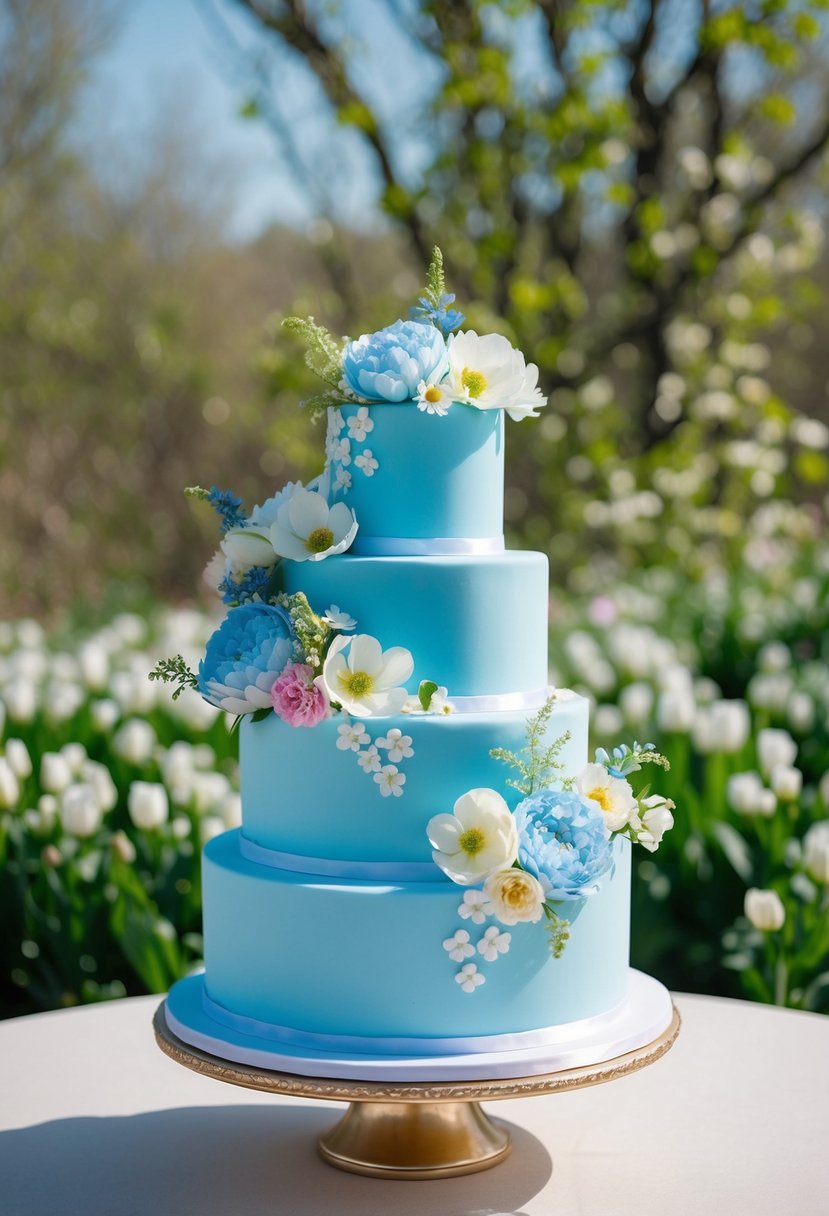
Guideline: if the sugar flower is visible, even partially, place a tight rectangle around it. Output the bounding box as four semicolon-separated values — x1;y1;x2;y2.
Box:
636;794;675;853
347;406;374;442
374;764;406;797
514;789;613;902
319;634;414;717
271;662;329;728
576;762;639;832
342;319;448;402
744;887;785;932
322;605;357;631
427;788;518;885
483;867;546;925
421;330;546;421
455;962;485;993
357;744;382;773
354;449;379;477
199;602;295;715
476;925;512;961
410;291;465;337
336;721;370;751
375;728;413;762
457;889;493;924
416;379;453;416
443;929;475;962
269;488;358;563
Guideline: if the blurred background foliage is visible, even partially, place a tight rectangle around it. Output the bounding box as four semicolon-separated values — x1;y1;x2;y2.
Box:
2;0;828;1016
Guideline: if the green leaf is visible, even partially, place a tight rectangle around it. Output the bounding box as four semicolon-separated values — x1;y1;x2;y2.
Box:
712;822;754;883
148;655;198;701
250;708;272;723
282;316;344;389
424;248;446;309
418;680;439;711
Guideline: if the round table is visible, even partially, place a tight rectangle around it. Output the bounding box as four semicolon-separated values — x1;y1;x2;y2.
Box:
1;992;826;1215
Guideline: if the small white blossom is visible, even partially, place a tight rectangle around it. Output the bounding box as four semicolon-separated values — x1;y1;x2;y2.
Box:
354;449;379;477
744;888;785;932
333;467;353;492
110;830;136;864
576;763;639;831
477;925;512;962
357;745;382;773
443;929;475;962
457;889;493;924
322;605;357;631
756;728;797;777
375;728;414;762
770;765;802;802
637;795;676;852
429;686;455;715
455;963;486;993
329;407;345;435
416;378;453;416
336;722;370;752
656;687;696;733
333;436;352;465
347;406;374;442
400;696;422;714
374;764;406;798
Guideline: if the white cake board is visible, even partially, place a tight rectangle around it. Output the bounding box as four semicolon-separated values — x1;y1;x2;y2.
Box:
164;968;674;1083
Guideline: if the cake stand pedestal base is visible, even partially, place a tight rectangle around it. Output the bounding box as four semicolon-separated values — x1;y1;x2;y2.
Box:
153;1001;680;1180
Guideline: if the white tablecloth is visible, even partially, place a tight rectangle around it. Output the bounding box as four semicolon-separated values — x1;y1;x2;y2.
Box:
1;992;827;1215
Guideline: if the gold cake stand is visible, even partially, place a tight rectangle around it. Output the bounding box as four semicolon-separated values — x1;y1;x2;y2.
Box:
153;1001;680;1181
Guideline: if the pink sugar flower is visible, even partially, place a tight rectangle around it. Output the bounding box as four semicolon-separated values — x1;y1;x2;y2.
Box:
271;663;329;728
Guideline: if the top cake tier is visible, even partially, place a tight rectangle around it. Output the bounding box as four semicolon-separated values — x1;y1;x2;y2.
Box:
326;402;504;555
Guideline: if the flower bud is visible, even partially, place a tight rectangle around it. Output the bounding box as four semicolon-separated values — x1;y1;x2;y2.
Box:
90;699;120;732
657;687;696;733
60;784;103;838
41;752;72;794
0;757;20;809
113;719;156;766
744;888;785;932
127;781;169;831
42;844;63;868
3;679;37;723
803;822;829;884
110;830;137;864
5;738;32;780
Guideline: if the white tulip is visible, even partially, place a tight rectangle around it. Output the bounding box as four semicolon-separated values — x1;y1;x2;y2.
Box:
5;738;32;779
41;751;73;793
770;765;802;802
803;822;829;884
45;682;84;722
37;793;57;828
128;781;169;830
219;792;242;829
200;815;225;843
593;703;624;737
758;641;791;673
60;783;103;838
727;772;771;816
3;680;37;723
757;728;797;776
657;687;696;733
78;642;109;691
171;688;219;730
90;699;120;732
61;742;88;776
693;700;750;754
171;815;192;840
111;830;136;864
113;719;156;766
787;692;815;733
160;742;196;787
81;761;118;813
619;682;654;726
744;888;785;932
0;757;20;809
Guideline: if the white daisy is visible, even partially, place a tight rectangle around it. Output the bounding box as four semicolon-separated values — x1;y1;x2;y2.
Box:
442;929;475;962
455;963;485;993
354;449;379;477
318;634;414;717
336;721;370;752
269;488;358;563
576;762;639;831
347;406;374;442
416;378;453;416
374;764;406;797
476;925;512;962
375;727;414;762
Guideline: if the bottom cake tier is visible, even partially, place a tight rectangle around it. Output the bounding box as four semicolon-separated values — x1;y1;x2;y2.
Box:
200;829;632;1045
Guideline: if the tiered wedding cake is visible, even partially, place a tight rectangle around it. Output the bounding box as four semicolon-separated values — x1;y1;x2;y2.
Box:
160;257;675;1080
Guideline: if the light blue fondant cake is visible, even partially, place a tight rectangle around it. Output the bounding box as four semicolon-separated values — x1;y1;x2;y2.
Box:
159;265;677;1072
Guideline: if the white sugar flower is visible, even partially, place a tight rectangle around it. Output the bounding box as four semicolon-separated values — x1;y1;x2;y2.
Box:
128;781;169;831
333;467;352;492
220;527;276;571
336;721;370;751
269;488;358;563
477;925;512;962
375;728;414;762
374;764;406;797
441;330;546;421
416;378;453;416
443;929;475;962
429;686;455;715
427;788;518;885
322;605;357;631
455;963;485;993
576;763;639;831
636;794;676;852
400;696;422;714
744;888;785;932
333;436;351;465
347;406;374;442
756;728;797;776
483;868;545;925
458;889;493;924
319;634;414;717
329;407;345;435
354;449;379;476
357;744;382;773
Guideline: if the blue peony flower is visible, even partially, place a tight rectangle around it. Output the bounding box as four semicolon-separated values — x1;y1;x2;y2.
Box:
198;602;296;715
409;292;465;337
342;319;448;402
514;789;613;902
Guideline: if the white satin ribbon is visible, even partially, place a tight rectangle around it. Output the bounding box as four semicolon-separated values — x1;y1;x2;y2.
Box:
239;834;441;883
352;535;505;556
201;986;627;1058
448;686;550;713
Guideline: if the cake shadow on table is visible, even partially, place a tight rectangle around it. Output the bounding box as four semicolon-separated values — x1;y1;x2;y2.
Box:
0;1105;551;1215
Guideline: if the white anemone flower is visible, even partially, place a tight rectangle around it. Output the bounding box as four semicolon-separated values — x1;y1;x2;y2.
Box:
427;788;518;885
430;330;547;421
220;527;277;570
576;763;639;831
318;634;413;717
270;488;358;562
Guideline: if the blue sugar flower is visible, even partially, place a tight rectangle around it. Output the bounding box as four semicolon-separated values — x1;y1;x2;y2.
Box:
206;486;246;535
514;789;613;902
409;292;465;337
342;319;448;402
198;602;296;715
219;565;272;607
